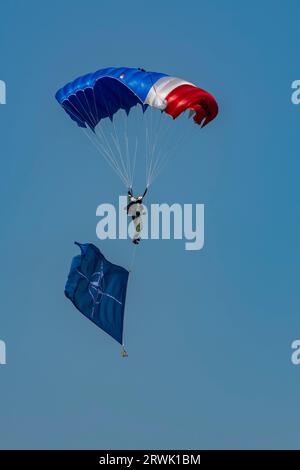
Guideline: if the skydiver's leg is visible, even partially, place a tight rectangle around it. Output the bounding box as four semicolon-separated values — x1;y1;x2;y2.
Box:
132;216;142;244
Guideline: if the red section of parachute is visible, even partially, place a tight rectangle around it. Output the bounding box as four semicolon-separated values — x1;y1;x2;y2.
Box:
164;84;218;127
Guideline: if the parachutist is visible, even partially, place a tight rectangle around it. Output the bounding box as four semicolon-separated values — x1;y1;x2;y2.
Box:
126;188;147;244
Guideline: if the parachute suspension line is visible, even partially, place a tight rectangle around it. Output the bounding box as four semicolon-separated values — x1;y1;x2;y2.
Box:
61;104;85;128
144;106;158;188
145;109;171;187
108;113;131;188
94;123;121;169
91;85;130;186
143;106;151;188
68;90;194;190
97;85;132;188
145;124;150;188
65;100;88;129
106;104;130;184
148;129;181;185
147;123;172;185
129;242;138;272
94;127;128;187
73;93;99;131
118;88;134;188
82;90;98;128
123;111;132;187
121;242;138;359
144;73;171;187
87;127;126;183
131;137;138;190
148;105;155;183
82;128;128;187
82;130;123;181
147;111;168;185
63;95;128;186
148;113;196;184
114;79;134;188
124;131;131;186
64;97;131;187
110;131;131;187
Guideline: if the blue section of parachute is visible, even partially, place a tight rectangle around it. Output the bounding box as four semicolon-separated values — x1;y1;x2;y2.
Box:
55;67;168;129
65;242;129;344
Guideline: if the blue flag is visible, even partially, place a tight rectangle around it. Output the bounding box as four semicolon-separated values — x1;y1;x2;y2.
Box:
65;242;129;344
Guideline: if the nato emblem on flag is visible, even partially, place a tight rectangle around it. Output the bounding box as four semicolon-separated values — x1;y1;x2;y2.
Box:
65;242;129;344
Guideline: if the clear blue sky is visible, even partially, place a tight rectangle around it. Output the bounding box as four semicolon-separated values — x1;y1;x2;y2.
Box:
0;0;300;449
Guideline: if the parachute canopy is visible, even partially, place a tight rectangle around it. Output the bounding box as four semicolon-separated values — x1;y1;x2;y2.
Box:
55;66;218;129
65;242;129;344
55;66;219;188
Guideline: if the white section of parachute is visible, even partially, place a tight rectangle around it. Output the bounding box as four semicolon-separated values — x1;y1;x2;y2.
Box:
144;76;195;109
